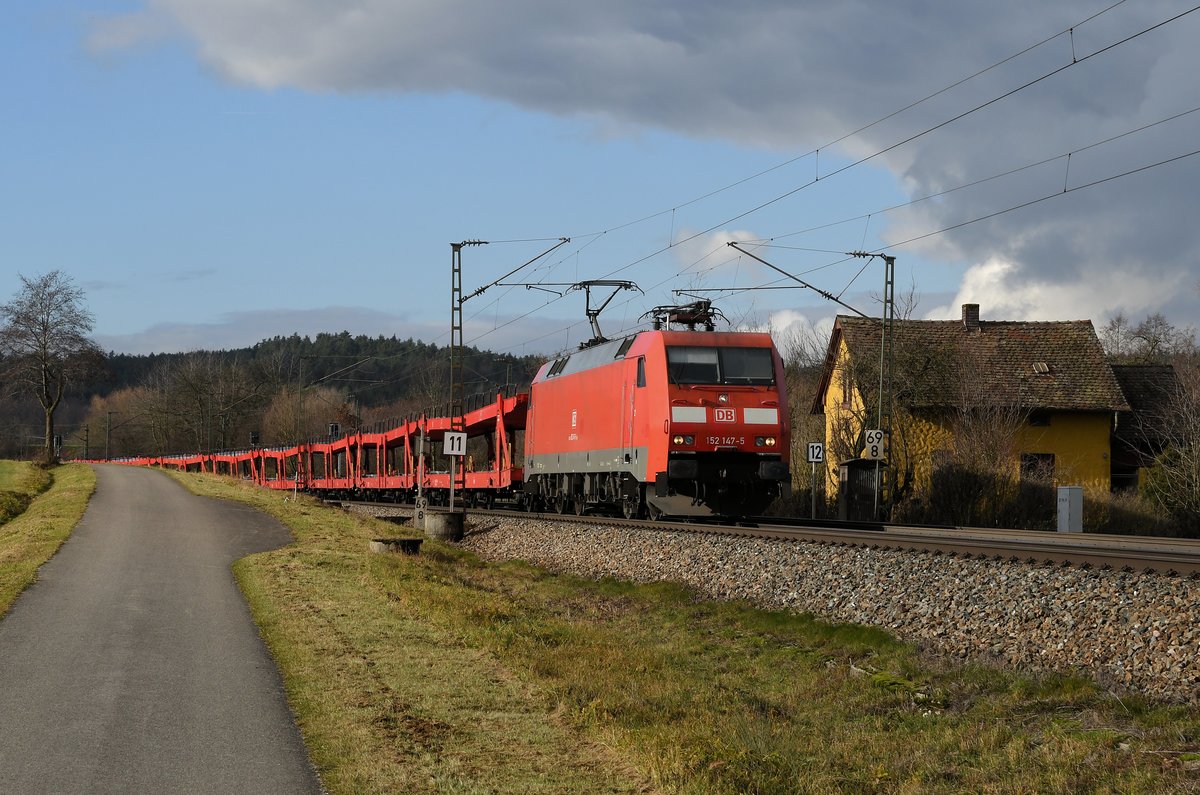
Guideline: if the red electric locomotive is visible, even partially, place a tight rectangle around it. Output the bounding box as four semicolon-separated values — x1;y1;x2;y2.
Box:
524;304;791;518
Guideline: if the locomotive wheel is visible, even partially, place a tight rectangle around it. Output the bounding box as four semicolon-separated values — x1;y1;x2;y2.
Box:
553;494;569;514
622;495;641;519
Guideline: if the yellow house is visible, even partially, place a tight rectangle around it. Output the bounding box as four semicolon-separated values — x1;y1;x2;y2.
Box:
811;304;1130;519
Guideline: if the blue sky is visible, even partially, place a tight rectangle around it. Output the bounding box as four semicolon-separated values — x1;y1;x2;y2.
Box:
4;1;1198;356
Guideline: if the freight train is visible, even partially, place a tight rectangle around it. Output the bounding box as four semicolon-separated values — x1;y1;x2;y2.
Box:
113;304;792;518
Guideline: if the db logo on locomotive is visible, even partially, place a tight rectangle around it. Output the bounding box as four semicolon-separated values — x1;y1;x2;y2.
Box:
714;408;737;423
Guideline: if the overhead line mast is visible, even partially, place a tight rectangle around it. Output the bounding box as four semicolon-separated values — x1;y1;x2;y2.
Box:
449;236;571;492
848;250;896;519
450;240;489;446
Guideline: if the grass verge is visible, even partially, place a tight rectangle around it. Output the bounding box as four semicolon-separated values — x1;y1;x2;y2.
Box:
173;472;1200;794
0;460;53;526
0;464;95;616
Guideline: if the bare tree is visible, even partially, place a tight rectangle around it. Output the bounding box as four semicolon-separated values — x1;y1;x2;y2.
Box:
1100;312;1136;358
82;387;157;460
134;353;271;453
769;319;830;511
0;272;103;463
1139;355;1200;532
261;384;347;445
1132;314;1196;361
1102;312;1196;362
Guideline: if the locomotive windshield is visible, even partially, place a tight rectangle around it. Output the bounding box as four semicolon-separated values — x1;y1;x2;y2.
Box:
666;346;775;385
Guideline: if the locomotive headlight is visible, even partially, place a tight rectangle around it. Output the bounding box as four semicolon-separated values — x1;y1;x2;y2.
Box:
718;393;729;404
755;436;765;446
673;435;685;445
684;435;694;445
765;436;777;447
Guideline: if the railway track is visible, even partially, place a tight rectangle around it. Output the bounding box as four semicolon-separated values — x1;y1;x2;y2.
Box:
342;500;1200;577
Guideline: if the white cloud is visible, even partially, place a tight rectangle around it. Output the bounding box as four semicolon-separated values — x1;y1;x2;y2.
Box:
671;228;763;285
759;308;836;364
925;257;1188;324
765;308;833;338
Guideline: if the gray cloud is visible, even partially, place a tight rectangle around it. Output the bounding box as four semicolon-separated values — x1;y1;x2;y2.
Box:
94;1;1200;325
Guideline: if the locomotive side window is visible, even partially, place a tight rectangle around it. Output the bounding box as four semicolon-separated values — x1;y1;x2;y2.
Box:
636;357;646;387
666;346;775;385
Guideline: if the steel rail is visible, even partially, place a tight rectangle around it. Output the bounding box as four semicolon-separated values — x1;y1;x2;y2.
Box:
343;500;1200;577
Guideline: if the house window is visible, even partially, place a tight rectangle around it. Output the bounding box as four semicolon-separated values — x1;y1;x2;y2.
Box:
1020;453;1055;482
1028;410;1051;427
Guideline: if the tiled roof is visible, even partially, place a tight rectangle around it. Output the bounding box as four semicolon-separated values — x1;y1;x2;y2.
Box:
832;314;1130;412
1111;364;1179;413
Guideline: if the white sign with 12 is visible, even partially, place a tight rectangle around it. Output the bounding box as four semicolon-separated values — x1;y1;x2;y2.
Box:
806;442;824;464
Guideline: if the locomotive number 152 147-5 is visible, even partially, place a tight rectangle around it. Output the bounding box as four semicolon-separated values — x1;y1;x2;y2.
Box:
707;436;745;446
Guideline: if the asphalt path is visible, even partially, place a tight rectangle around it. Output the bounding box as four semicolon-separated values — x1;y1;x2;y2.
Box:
0;465;322;794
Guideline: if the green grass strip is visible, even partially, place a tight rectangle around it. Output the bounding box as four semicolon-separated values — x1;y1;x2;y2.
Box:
172;471;1200;794
0;464;95;616
0;460;53;527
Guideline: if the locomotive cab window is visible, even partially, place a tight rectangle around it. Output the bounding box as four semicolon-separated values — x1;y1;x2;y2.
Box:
666;346;774;385
636;357;646;388
667;347;719;383
721;347;775;384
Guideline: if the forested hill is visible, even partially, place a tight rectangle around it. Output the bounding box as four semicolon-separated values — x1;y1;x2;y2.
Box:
99;332;545;406
26;332;547;457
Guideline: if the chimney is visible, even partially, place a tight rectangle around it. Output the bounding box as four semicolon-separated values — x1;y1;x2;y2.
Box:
962;303;980;329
